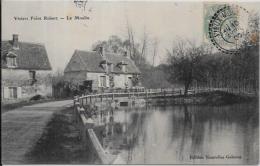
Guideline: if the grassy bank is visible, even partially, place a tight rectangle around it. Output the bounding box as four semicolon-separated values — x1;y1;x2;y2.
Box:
196;90;257;105
152;90;258;106
24;107;99;164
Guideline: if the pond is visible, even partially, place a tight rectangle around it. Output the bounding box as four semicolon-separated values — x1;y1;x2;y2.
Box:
96;102;259;164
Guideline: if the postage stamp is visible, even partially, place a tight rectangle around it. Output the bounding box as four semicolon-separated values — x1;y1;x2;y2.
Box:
204;3;251;54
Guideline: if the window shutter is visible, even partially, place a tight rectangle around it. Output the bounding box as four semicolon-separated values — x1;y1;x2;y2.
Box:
98;76;101;87
106;76;109;87
3;87;9;99
17;87;22;98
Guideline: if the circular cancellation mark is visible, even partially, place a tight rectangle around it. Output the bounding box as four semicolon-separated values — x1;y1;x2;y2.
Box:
208;4;250;54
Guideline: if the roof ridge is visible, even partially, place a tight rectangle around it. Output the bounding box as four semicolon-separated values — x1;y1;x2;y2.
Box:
76;49;96;53
75;49;124;57
2;40;45;46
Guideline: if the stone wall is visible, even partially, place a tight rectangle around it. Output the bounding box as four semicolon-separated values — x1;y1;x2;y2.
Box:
2;69;52;100
64;71;135;90
74;101;125;164
114;73;133;88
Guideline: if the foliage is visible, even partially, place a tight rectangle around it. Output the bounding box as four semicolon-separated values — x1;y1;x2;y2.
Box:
166;40;259;94
92;35;126;54
132;74;140;86
51;70;78;98
167;40;210;95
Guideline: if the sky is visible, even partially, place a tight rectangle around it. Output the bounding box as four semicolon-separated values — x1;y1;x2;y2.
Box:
2;0;260;72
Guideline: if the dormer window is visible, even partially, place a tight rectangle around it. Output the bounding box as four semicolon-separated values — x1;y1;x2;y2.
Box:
110;64;114;72
100;61;108;73
7;57;17;67
118;61;127;73
107;63;113;73
6;52;18;68
122;65;126;72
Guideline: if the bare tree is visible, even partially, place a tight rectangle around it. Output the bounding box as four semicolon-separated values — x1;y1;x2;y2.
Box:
167;39;208;96
152;38;159;66
126;17;136;60
139;27;148;64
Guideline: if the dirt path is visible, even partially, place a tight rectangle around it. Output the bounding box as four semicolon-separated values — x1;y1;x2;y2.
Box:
1;100;73;164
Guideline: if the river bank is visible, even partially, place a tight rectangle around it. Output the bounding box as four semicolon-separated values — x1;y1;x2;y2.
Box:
150;90;257;106
24;107;101;164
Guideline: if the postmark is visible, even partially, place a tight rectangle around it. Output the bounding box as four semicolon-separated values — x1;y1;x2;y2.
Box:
206;4;250;54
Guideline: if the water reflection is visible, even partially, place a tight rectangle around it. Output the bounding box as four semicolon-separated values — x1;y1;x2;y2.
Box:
94;103;258;164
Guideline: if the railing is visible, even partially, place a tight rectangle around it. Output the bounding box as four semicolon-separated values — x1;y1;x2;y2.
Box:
74;87;257;108
74;88;205;107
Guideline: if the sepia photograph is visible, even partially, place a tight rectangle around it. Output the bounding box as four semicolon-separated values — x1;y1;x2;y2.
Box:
1;0;259;165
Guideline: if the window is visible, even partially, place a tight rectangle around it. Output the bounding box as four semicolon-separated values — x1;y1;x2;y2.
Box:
7;57;17;67
29;71;37;85
109;75;114;88
100;76;106;87
9;87;17;99
109;64;114;72
128;77;132;86
101;63;108;73
29;71;36;80
122;65;126;72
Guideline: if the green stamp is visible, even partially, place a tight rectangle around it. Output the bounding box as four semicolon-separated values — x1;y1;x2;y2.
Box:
203;3;250;54
203;3;227;40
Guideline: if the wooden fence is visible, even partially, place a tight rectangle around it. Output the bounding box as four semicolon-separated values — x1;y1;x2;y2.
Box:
74;87;257;107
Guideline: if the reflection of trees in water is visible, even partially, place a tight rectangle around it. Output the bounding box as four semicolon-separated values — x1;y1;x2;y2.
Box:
190;103;258;126
100;103;258;164
99;107;152;163
126;110;150;163
179;105;192;160
169;103;258;162
169;105;205;160
242;112;259;164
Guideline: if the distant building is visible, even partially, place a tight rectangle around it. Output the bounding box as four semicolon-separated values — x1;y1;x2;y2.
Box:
1;34;52;101
64;47;141;92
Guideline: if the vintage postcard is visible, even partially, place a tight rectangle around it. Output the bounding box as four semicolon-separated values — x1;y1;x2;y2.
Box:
1;0;259;165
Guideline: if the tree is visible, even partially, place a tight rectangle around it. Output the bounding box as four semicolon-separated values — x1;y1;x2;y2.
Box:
92;35;124;54
167;40;209;96
152;38;159;67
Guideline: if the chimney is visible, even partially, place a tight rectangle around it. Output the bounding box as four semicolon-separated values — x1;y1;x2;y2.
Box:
123;50;130;59
98;46;104;56
12;34;19;49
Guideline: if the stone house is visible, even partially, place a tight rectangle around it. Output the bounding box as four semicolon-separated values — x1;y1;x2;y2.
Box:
64;47;141;92
1;34;52;101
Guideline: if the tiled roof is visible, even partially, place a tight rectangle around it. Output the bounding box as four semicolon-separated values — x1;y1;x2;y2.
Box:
1;41;52;70
64;50;140;74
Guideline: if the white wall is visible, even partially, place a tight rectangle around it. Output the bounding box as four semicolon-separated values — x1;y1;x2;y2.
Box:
87;72;109;90
2;69;52;99
114;74;133;88
64;71;135;90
